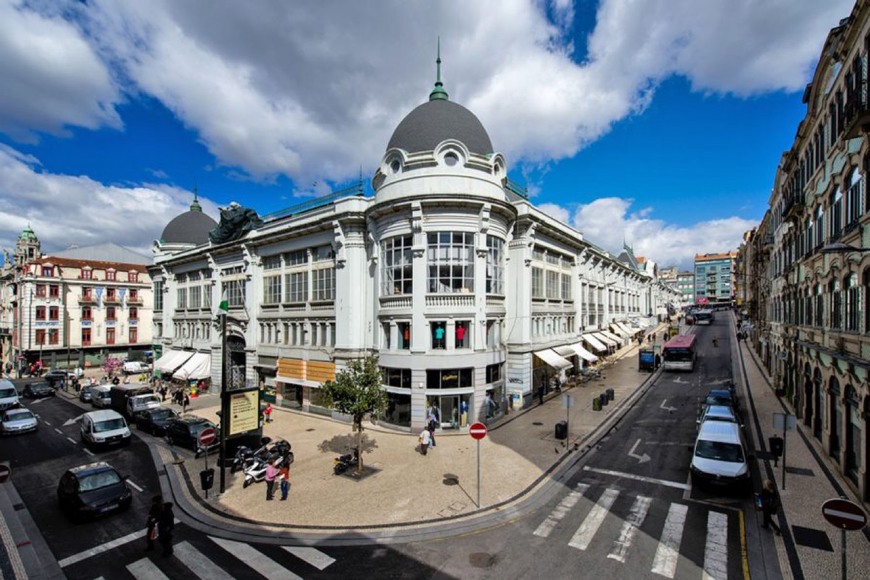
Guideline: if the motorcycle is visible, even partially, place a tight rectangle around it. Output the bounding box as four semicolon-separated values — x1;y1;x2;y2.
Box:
242;440;294;488
231;437;272;474
333;448;359;475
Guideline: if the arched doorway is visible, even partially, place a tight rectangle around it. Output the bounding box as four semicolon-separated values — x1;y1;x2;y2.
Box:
802;363;812;425
844;386;861;484
813;368;823;440
829;376;841;460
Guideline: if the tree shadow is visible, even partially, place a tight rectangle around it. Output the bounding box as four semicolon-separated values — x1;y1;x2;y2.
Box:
316;432;378;455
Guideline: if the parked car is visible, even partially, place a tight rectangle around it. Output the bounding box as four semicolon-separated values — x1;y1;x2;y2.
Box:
122;361;149;375
697;404;740;426
690;420;751;493
80;410;131;449
90;385;112;408
23;382;55;399
127;393;161;418
43;369;68;389
165;416;218;453
79;385;93;403
0;408;38;435
57;462;132;521
704;388;739;412
0;379;19;410
136;407;179;436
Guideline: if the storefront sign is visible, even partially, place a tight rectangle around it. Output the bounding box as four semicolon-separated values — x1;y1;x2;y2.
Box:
228;389;259;436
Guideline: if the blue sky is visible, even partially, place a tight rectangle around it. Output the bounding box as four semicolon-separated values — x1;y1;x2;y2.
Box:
0;0;854;270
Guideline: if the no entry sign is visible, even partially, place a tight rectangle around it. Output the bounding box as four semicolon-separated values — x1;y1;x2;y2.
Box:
822;498;868;531
469;422;487;440
198;427;217;447
0;462;10;484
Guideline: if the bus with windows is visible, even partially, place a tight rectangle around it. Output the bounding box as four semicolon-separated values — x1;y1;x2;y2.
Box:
693;309;715;325
662;334;698;371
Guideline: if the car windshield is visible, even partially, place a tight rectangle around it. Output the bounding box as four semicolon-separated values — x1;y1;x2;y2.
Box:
151;409;174;420
0;388;16;398
5;410;34;421
695;440;744;462
705;395;732;406
93;418;126;433
78;470;122;491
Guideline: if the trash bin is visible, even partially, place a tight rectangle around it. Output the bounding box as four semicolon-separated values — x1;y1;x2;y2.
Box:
555;420;568;440
593;398;602;411
606;388;615;401
599;393;609;407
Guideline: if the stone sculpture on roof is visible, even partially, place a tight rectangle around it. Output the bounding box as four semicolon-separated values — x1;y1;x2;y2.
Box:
208;202;264;244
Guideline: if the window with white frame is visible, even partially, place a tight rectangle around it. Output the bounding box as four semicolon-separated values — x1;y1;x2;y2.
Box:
222;279;245;307
814;206;824;247
532;267;543;298
561;273;571;300
264;274;282;305
427;232;474;293
546;271;560;299
312;268;335;301
285;272;307;303
486;236;504;295
189;285;201;309
177;287;187;309
382;236;413;295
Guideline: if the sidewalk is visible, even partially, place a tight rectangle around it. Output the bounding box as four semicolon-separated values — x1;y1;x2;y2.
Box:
736;320;870;580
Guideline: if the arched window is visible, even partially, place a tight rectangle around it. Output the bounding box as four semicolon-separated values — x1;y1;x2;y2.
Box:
830;188;843;240
815;284;824;326
864;268;870;334
845;272;860;332
845;168;862;227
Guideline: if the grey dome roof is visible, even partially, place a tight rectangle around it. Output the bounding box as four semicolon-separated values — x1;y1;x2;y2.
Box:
160;210;217;246
387;99;493;155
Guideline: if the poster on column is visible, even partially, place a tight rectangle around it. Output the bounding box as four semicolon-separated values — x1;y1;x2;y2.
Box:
228;388;259;436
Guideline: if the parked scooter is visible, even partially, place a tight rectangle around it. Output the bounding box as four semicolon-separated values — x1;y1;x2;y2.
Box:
333;448;359;475
242;440;294;488
231;437;272;474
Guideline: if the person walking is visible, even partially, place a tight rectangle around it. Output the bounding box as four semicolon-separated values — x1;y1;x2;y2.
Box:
279;464;290;500
145;495;163;551
418;428;432;455
264;403;273;423
157;502;175;557
265;458;278;500
182;392;190;413
760;479;781;535
426;408;438;447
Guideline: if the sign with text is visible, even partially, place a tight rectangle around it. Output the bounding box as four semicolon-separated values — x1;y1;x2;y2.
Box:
228;389;259;436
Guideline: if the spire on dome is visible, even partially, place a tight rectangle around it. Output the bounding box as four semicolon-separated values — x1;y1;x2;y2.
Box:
190;184;202;212
429;37;449;101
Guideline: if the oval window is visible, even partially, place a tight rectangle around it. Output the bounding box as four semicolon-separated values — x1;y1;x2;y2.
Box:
444;153;459;167
390;160;401;174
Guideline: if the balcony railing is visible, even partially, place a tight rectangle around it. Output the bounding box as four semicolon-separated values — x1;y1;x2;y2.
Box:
78;296;97;304
843;81;870;139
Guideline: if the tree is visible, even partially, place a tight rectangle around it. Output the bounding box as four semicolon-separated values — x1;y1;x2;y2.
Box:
319;356;388;474
101;356;123;378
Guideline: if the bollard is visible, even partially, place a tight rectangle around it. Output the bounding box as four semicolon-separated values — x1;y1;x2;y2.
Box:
606;388;614;401
593;398;602;411
599;393;608;407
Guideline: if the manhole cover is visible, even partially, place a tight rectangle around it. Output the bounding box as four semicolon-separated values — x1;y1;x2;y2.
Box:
532;421;544;426
469;553;497;568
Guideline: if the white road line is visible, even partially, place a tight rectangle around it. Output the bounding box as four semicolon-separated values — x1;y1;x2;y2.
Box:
54;428;63;434
210;537;302;580
608;495;652;563
282;546;336;570
43;420;51;426
583;466;691;491
30;399;45;404
126;479;144;492
174;541;235;580
57;520;181;568
702;511;729;580
126;557;170;580
66;437;77;444
568;488;619;551
534;483;589;538
83;448;95;456
651;503;688;578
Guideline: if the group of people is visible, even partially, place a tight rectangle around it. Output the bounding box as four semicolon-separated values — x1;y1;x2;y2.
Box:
264;458;291;500
418;406;440;455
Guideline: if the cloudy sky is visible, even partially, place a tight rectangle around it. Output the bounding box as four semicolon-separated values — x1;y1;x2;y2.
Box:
0;0;854;269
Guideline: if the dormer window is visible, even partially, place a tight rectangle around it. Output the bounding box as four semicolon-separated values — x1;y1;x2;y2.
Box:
81;269;92;280
106;270;116;281
128;271;139;283
42;266;54;277
443;152;459;166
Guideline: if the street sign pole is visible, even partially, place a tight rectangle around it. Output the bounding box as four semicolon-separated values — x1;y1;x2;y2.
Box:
469;422;487;508
477;437;481;508
840;526;846;580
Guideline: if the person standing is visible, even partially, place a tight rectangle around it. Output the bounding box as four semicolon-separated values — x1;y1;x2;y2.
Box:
182;392;190;413
760;479;781;535
279;464;290;500
145;495;163;551
427;409;438;447
418;428;432;455
538;384;545;405
265;459;278;500
157;502;175;557
264;403;273;423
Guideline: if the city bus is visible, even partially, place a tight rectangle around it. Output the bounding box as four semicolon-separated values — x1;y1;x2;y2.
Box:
693;309;715;325
662;334;698;371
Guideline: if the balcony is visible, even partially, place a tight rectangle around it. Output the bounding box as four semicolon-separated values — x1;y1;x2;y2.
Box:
78;296;97;304
781;193;804;222
127;296;143;305
843;83;870;139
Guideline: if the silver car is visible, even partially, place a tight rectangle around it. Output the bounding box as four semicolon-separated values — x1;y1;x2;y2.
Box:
0;408;38;435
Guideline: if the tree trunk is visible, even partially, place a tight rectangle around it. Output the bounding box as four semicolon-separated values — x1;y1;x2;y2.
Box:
355;417;364;473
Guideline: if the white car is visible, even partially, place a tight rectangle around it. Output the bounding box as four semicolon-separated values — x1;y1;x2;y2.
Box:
0;379;19;411
0;408;38;435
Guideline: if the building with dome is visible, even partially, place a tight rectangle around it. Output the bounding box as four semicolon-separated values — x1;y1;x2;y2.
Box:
151;58;679;431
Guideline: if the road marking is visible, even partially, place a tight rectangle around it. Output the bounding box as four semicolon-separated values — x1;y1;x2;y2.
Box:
608;495;651;563
210;537;302;579
43;420;51;426
282;546;336;570
660;399;677;412
83;448;95;456
30;399;46;404
651;503;688;578
66;437;77;444
534;483;589;538
568;488;618;551
702;511;728;580
627;438;651;463
174;541;235;580
127;557;170;579
57;519;181;568
54;428;63;434
583;466;691;491
126;479;144;492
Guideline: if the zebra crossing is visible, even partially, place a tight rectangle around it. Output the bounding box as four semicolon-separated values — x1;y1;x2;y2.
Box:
533;483;735;579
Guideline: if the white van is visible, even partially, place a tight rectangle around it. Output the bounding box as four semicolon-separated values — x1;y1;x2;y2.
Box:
90;385;112;408
690;420;750;492
0;379;20;410
80;410;131;448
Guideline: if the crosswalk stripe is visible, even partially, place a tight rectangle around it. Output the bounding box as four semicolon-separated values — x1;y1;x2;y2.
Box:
282;546;336;570
533;483;590;538
568;488;619;551
607;495;651;563
210;537;302;580
702;511;729;580
126;558;170;580
174;541;235;580
651;503;688;578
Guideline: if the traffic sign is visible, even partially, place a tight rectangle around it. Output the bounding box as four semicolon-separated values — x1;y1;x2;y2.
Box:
198;427;217;447
469;422;487;440
822;498;868;530
0;461;11;484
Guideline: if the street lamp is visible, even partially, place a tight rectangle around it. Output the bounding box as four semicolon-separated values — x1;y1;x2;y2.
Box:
819;242;870;254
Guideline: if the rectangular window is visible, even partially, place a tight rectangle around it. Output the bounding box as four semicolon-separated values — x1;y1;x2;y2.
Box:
153;282;163;310
107;306;116;321
35;306;45;320
546;271;560;299
382;236;413;295
129;289;138;301
831;190;843;239
81;269;92;280
486;236;504;295
284;272;308;303
41;266;54;277
431;321;447;349
82;327;91;346
129;328;138;344
35;329;46;345
202;284;211;308
846;173;862;225
49;306;59;320
532;267;543;298
427;232;474;293
382;368;412;389
107;288;116;301
561;273;571;300
285;249;308;266
455;321;470;349
128;271;138;282
48;329;59;345
49;284;59;298
426;368;473;389
177;287;187;309
264;274;282;305
129;307;138;320
312;245;334;262
106;328;115;345
398;322;411;350
82;306;92;321
106;271;116;281
312;268;335;301
36;285;46;297
189;285;202;309
485;363;502;383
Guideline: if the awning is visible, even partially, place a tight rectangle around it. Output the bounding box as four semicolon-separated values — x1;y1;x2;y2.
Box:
594;332;619;347
628;325;644;335
172;352;211;381
615;322;636;336
583;333;608;353
154;350;194;373
533;348;573;370
610;324;631;338
600;330;624;344
566;342;598;363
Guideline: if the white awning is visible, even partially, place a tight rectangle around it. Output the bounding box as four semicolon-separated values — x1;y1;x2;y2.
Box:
533;348;573;370
594;332;619;347
628;325;644;335
600;330;624;344
568;342;599;363
583;334;608;352
172;352;211;381
154;350;194;373
615;322;636;336
610;324;631;338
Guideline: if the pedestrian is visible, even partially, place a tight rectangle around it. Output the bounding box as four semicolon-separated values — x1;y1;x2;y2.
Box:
760;479;781;535
182;392;190;413
418;428;432;455
157;501;175;557
159;385;167;402
427;413;437;447
538;384;545;405
279;463;290;500
264;403;273;423
145;495;163;551
265;458;278;500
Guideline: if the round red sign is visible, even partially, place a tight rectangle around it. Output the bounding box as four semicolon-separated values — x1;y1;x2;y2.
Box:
198;427;217;446
822;498;868;531
469;422;487;440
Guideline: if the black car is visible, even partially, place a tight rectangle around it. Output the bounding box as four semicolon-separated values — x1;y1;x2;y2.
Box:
23;381;55;399
78;385;93;403
704;388;739;412
43;370;68;389
136;407;179;436
165;416;219;453
57;462;132;521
